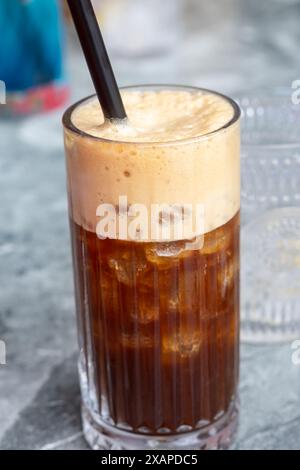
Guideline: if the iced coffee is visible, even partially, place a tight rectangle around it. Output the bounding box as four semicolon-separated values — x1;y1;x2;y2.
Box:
63;86;240;450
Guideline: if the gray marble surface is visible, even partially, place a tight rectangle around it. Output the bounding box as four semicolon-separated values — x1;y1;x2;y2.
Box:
1;0;300;450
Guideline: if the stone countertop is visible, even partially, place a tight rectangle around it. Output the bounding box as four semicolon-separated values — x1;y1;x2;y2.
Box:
0;0;300;450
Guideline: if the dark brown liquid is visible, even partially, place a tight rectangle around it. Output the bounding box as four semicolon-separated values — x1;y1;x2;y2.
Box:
70;212;240;434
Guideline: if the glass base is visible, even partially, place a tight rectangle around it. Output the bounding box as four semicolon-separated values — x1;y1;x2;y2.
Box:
82;400;239;450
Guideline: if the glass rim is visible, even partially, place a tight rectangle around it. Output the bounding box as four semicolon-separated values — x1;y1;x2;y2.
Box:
62;84;240;147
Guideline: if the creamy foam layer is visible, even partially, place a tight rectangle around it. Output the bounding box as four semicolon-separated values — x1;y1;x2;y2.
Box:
65;89;240;240
72;90;234;142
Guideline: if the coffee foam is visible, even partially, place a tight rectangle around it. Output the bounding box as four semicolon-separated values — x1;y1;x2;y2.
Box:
65;90;240;241
71;90;235;142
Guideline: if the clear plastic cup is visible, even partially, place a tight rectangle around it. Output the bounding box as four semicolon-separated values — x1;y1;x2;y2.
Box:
238;88;300;342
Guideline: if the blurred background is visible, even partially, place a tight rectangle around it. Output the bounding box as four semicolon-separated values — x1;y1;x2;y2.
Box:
70;0;300;98
0;0;300;450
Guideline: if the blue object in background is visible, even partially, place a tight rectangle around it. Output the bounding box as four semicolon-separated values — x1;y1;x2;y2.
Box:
0;0;65;93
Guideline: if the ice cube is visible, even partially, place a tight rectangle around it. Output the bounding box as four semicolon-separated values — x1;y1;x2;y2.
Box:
157;264;199;316
184;235;204;251
108;258;132;285
108;254;147;285
166;296;179;313
131;293;160;324
162;330;201;357
145;242;185;269
121;332;154;349
218;258;237;297
200;226;231;255
149;242;184;258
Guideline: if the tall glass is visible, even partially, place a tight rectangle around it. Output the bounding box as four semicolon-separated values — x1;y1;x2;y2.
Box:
63;85;241;450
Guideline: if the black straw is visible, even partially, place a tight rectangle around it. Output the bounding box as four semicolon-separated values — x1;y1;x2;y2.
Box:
67;0;127;120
